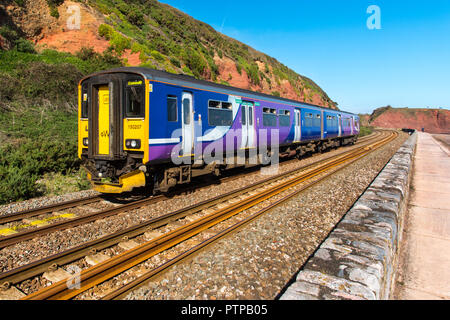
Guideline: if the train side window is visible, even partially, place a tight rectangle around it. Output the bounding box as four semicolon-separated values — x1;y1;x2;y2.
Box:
314;113;321;127
208;100;233;126
81;85;88;118
183;98;190;125
248;107;253;126
327;115;336;128
167;95;177;122
263;108;277;127
279;110;290;127
242;106;246;125
125;85;144;117
305;113;313;127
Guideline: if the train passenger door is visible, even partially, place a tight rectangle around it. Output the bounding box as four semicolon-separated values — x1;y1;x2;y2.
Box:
294;109;301;142
338;114;342;137
241;102;256;149
98;85;111;155
321;111;324;139
181;92;194;157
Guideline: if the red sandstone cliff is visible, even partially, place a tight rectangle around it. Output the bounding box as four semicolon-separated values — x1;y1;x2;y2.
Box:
363;107;450;134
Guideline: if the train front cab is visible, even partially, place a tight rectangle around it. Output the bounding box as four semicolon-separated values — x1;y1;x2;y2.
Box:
78;71;150;193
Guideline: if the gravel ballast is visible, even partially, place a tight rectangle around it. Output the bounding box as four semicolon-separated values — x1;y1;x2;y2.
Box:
119;133;408;300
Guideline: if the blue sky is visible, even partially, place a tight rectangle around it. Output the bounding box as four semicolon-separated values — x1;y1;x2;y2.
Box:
159;0;450;114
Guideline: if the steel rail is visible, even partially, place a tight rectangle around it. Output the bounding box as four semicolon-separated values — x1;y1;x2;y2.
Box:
0;195;167;249
22;131;397;300
0;195;103;225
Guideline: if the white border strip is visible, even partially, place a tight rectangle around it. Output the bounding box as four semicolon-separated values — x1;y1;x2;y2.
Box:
149;138;180;145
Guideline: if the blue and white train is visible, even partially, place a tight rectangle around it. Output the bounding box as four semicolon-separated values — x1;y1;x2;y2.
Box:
78;67;360;194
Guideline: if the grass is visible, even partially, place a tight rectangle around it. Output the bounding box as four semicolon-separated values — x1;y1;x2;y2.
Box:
0;108;85;204
359;126;374;137
0;43;123;205
37;170;91;197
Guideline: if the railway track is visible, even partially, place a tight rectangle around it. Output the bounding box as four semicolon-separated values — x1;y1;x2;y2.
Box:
0;196;102;225
0;130;380;225
3;130;396;299
0;131;386;290
0;132;386;290
0;131;381;250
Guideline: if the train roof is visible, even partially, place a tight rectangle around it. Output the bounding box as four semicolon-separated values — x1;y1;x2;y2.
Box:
80;67;358;117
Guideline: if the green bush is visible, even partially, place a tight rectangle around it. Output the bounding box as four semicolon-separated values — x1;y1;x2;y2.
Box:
109;32;131;55
0;26;19;43
272;91;281;97
0;166;40;204
182;48;206;78
127;8;145;27
236;63;242;75
151;50;165;62
131;42;145;54
46;0;64;18
0;109;81;204
247;63;260;85
116;2;130;15
182;65;193;76
98;24;114;40
206;55;218;78
74;47;122;74
75;47;97;61
15;38;36;54
50;6;60;18
170;57;181;68
359;126;374;137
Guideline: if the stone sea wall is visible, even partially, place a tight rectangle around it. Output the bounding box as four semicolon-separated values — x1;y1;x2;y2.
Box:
280;132;418;300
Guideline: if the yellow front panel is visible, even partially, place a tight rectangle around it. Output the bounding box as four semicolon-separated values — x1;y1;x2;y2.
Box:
123;118;146;152
98;85;110;155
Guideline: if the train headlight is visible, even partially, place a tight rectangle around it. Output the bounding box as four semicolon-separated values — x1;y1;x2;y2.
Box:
83;138;89;146
126;139;141;149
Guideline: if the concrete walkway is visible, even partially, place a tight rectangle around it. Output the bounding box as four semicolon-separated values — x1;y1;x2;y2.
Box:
395;132;450;300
